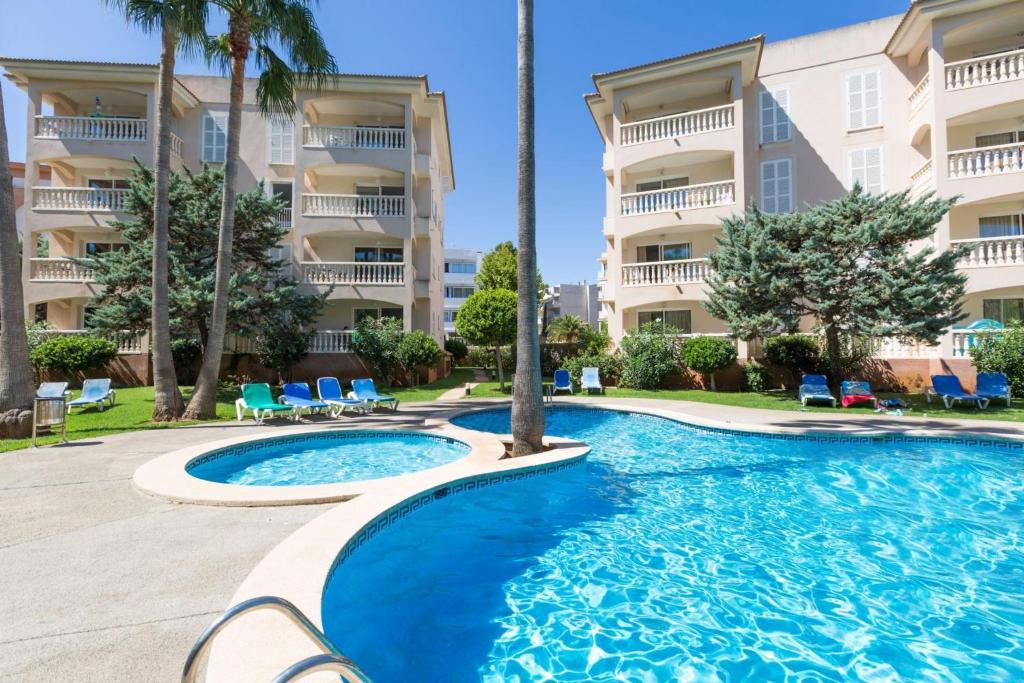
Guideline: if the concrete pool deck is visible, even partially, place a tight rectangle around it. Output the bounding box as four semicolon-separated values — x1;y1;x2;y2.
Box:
3;396;1024;681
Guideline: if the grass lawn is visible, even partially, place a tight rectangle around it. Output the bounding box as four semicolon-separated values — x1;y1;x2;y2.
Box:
463;377;1024;423
386;368;475;403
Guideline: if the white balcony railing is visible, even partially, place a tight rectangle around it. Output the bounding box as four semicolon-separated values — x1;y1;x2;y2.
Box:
869;337;940;359
33;187;130;212
910;159;934;196
30;258;95;282
947;143;1024;179
621;180;734;216
951;235;1024;268
945;47;1024;91
622;258;710;286
302;193;405;218
34;115;147;142
303;125;406;150
274;207;293;228
620;104;735;146
908;73;931;112
301;261;405;286
170;132;184;159
41;329;144;354
308;330;354;353
951;328;1001;357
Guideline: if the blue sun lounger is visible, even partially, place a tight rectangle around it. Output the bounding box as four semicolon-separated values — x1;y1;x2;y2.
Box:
66;379;115;413
552;369;573;397
37;382;70;400
316;377;367;416
279;382;331;418
975;372;1011;407
929;374;989;410
581;367;604;394
798;374;835;407
350;378;399;411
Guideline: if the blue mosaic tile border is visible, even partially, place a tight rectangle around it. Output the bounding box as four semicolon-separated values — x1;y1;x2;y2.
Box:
184;430;471;471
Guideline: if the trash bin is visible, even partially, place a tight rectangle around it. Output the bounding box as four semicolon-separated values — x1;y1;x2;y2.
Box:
33;397;67;447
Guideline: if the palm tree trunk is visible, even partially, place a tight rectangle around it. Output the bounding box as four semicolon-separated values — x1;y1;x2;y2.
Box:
511;0;545;456
0;80;36;418
185;16;249;420
151;20;184;421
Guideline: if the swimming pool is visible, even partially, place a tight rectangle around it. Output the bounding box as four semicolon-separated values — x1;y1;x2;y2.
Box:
186;431;470;486
322;406;1024;681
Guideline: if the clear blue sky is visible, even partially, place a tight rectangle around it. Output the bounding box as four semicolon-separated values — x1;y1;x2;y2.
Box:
1;0;907;284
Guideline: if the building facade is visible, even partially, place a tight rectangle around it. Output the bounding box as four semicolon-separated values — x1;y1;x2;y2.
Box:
588;0;1024;363
442;247;482;336
543;283;600;332
2;57;454;359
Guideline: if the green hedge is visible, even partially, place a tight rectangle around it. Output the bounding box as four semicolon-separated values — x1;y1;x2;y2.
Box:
30;335;118;375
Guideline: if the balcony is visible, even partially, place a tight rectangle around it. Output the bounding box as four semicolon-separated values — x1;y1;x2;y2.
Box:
301;193;405;218
33;187;130;212
619;104;734;146
301;261;405;286
947;143;1024;179
951;235;1024;268
30;258;95;282
909;159;934;197
620;180;734;216
908;73;931;113
171;132;184;160
232;329;354;354
622;258;710;286
273;207;293;228
34;115;147;142
303;125;405;150
945;48;1024;91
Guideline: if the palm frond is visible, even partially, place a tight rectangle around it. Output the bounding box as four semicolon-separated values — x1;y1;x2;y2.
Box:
254;45;297;118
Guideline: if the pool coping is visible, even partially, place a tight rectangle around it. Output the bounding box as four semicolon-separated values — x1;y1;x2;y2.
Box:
202;401;1024;680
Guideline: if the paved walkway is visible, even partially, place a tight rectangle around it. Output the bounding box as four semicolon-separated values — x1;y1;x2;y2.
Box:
2;396;1022;681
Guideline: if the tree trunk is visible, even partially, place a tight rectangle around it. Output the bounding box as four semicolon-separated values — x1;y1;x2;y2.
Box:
0;80;36;415
494;346;505;392
184;17;249;420
824;323;843;389
151;21;184;421
510;0;545;456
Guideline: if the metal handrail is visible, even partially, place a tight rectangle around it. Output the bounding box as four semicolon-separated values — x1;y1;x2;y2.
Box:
181;595;371;683
273;654;372;683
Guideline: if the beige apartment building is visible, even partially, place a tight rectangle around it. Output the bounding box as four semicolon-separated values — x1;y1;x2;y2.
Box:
589;0;1024;365
1;57;453;363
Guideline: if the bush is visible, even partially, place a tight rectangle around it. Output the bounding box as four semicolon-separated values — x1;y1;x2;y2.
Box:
742;360;772;392
444;337;469;362
563;351;623;389
763;335;821;385
618;323;680;390
351;316;405;385
538;342;584;376
397;331;443;385
30;335;118;375
170;337;202;367
681;336;737;390
972;323;1024;397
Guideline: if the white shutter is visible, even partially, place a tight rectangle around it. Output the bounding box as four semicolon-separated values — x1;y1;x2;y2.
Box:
847;73;864;130
760;88;791;144
847;70;881;131
849;147;883;193
760;159;793;214
268;119;294;165
863;71;881;128
774;88;791;142
202;112;227;162
760;91;776;143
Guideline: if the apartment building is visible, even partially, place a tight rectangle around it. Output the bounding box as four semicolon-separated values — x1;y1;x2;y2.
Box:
588;0;1024;363
542;283;600;331
442;246;482;336
2;57;454;361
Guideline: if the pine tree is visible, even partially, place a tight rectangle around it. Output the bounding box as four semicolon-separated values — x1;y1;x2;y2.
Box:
705;185;968;384
81;164;327;364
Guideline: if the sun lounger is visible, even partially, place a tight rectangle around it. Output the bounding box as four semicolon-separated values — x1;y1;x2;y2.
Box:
349;378;399;411
551;368;573;397
581;367;604;394
37;382;70;400
236;383;298;424
279;382;331;418
840;380;877;408
316;377;369;415
929;374;989;410
66;379;115;413
798;374;835;407
975;372;1011;407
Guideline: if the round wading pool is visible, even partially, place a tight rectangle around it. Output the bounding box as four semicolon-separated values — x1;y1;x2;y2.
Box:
185;430;471;486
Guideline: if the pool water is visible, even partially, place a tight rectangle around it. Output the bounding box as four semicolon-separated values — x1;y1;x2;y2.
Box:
186;431;470;486
322;407;1024;681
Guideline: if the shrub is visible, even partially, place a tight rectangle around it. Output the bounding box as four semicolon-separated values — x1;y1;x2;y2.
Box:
30;335;118;375
618;323;680;390
397;331;443;385
742;360;772;393
351;316;405;385
464;347;513;374
681;336;737;390
972;323;1024;397
763;335;821;386
456;289;517;390
563;351;623;389
444;338;469;362
538;342;583;376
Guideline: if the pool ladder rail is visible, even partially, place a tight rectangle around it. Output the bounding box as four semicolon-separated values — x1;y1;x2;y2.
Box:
181;595;372;683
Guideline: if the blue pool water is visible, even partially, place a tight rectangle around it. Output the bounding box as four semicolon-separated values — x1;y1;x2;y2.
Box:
186;431;469;486
322;407;1024;681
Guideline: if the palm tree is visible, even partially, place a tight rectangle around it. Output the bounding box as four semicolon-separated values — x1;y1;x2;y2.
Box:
511;0;545;456
547;314;589;344
106;0;208;422
0;81;36;426
184;0;336;419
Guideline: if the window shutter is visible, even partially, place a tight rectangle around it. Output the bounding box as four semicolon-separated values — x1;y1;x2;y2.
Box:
776;159;792;212
863;71;881;128
761;161;777;213
760;91;776;143
849;148;882;193
847;74;864;130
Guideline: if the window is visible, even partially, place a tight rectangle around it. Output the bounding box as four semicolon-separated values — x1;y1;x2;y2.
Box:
849;147;884;194
979;214;1023;238
84;242;128;256
975;130;1024;148
759;87;791;144
267;118;294;164
445;261;476;274
355;184;404;197
444;310;457;323
983;298;1024;325
636;243;691;263
846;70;881;131
637;309;692;334
34;303;47;323
354;307;403;325
87;178;130;190
760;159;793;213
354;246;403;263
202;112;228;162
445;286;474;299
635;176;688;193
